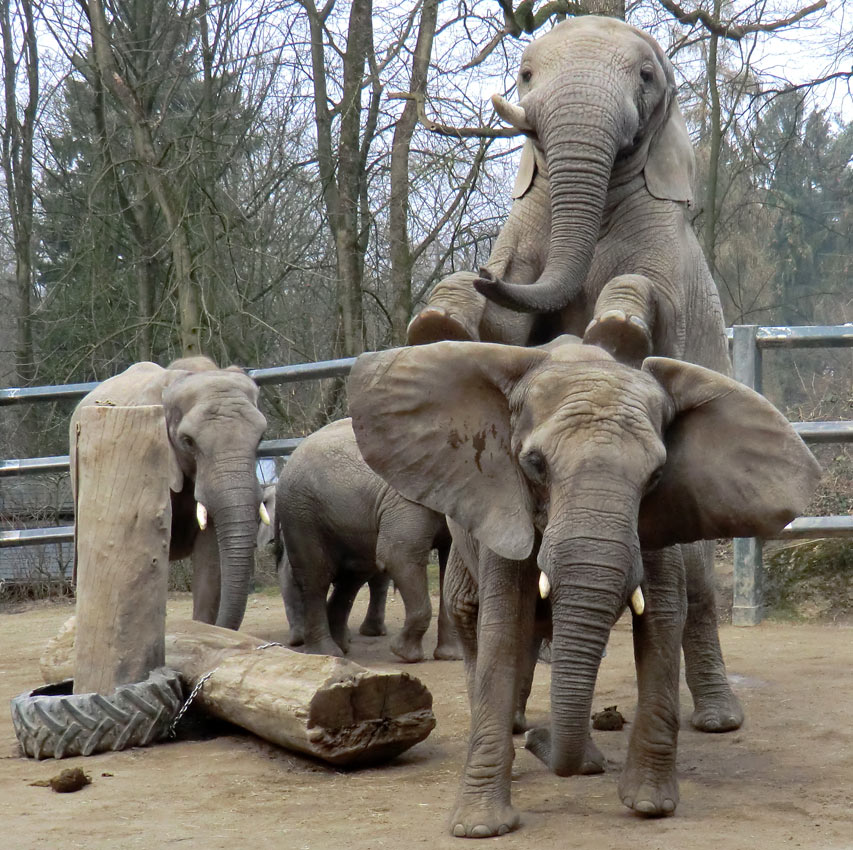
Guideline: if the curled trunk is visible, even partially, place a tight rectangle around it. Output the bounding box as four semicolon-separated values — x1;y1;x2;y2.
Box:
477;85;621;313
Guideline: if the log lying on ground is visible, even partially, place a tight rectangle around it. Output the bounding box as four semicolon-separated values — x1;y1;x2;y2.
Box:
40;617;435;767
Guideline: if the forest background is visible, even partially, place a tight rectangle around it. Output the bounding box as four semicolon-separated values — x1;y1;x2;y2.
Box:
0;0;850;560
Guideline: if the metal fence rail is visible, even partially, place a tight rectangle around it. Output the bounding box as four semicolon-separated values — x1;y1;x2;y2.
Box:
2;327;851;616
729;324;853;626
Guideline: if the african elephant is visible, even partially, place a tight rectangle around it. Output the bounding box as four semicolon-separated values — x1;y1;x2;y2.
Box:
70;356;267;630
275;417;460;663
408;15;745;736
348;338;820;837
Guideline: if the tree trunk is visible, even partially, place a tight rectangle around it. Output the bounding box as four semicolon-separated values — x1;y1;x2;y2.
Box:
86;0;202;357
72;404;171;695
41;617;437;767
388;0;439;345
0;0;38;385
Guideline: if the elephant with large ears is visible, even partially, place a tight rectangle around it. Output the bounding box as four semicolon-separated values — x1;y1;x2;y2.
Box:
408;15;745;736
70;356;268;630
348;338;820;837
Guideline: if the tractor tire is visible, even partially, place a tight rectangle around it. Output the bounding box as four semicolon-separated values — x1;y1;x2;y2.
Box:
11;667;183;759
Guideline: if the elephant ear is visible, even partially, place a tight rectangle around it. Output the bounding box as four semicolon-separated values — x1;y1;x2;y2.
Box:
638;357;821;549
643;45;695;206
644;100;695;206
511;139;537;199
348;342;548;560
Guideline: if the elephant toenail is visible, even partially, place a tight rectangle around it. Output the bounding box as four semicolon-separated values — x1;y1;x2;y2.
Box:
472;825;492;837
498;825;510;835
629;315;650;332
662;799;675;813
599;309;627;322
452;824;466;837
634;800;657;814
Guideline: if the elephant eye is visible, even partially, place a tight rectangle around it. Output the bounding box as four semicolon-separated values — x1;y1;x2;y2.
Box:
520;449;547;484
640;64;655;85
646;466;664;493
180;434;196;450
520;68;532;84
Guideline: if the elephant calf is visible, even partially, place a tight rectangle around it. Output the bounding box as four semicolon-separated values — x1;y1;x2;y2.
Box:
274;418;460;663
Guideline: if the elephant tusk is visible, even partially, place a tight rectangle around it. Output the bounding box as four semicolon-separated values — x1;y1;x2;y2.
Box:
259;502;271;526
491;93;532;132
538;571;551;600
196;502;208;531
630;586;645;616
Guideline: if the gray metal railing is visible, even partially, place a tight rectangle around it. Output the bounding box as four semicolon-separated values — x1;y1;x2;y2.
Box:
2;328;851;618
729;324;853;626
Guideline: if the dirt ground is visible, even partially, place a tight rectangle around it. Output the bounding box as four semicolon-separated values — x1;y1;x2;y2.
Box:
2;589;852;850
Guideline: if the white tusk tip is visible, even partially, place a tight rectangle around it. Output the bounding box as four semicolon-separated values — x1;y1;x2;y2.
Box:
630;586;645;616
538;571;551;600
259;502;271;526
196;502;208;530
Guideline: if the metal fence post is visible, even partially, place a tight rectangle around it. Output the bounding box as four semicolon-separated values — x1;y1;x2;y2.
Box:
731;325;764;626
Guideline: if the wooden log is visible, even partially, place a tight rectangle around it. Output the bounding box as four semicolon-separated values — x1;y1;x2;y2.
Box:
72;404;171;695
40;617;436;767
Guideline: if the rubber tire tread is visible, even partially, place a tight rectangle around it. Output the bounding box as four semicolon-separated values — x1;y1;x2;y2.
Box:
11;667;183;759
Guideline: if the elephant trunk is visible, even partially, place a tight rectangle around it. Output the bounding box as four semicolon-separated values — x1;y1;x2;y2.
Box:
204;458;260;630
545;532;633;776
477;80;622;313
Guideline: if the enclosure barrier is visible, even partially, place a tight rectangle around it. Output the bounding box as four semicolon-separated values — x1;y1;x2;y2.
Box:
2;327;851;625
728;325;853;625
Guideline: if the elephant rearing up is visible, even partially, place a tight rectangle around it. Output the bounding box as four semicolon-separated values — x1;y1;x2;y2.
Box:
70;356;267;630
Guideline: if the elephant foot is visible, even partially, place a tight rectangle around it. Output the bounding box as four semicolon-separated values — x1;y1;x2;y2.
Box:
434;640;463;661
524;727;605;775
303;638;344;658
691;692;744;732
512;710;528;735
287;628;304;647
407;306;478;346
359;619;387;637
390;635;425;663
449;800;520;838
618;759;679;817
583;310;652;367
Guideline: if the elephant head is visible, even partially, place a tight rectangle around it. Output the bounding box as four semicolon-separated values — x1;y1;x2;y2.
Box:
476;15;694;313
348;339;819;777
162;362;268;629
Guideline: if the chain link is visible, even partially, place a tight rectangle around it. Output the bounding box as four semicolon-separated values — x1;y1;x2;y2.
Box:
169;641;284;737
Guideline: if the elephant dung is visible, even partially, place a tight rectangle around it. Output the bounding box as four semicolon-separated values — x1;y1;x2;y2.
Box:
40;617;436;767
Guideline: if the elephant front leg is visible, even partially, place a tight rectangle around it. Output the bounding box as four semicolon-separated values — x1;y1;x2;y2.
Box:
682;541;744;732
450;551;533;838
584;274;657;367
619;548;686;817
407;271;485;345
191;525;221;624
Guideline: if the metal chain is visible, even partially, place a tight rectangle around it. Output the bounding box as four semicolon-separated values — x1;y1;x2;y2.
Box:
169;641;284;737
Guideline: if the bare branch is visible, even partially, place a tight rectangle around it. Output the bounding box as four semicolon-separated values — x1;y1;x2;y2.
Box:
387;92;520;138
656;0;827;40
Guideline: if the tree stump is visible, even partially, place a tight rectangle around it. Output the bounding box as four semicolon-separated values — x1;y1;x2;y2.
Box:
41;618;436;767
72;404;171;695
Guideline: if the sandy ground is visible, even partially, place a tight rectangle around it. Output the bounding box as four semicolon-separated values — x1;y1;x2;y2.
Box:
2;589;852;850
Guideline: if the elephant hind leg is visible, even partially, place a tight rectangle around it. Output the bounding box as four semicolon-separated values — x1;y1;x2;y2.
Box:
359;571;390;636
376;536;432;663
583;274;656;367
682;541;744;732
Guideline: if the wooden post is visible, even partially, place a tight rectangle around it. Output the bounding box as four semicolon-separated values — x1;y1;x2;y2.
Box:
73;404;171;694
